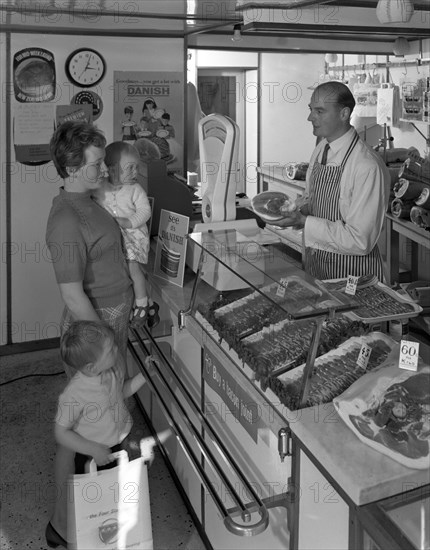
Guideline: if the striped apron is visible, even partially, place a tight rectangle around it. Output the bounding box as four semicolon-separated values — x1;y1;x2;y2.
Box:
305;133;383;281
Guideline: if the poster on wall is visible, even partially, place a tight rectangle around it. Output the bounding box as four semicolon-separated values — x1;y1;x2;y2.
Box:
13;103;54;164
56;104;93;126
113;71;183;173
13;48;56;103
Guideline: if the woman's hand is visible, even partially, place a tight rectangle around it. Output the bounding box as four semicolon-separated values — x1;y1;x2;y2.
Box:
116;217;132;229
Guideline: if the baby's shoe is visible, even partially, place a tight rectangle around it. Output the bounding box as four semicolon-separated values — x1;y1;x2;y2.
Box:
146;302;160;329
130;305;148;329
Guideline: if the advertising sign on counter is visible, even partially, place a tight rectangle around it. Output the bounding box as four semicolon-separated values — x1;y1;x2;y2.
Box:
203;347;259;442
154;209;189;287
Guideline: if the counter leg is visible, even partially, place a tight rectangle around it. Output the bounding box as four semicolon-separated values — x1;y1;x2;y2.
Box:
385;218;399;286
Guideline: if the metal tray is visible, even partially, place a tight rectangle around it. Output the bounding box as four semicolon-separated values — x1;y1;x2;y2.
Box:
322;277;422;324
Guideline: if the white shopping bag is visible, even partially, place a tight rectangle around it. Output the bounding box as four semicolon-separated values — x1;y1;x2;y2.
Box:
68;435;166;550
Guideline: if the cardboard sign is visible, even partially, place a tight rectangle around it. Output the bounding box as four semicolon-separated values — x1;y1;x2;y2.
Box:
203;347;259;442
399;340;419;372
154;209;189;287
345;274;359;296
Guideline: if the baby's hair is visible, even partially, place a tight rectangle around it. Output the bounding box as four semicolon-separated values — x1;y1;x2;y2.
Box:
161;112;170;120
124;105;134;114
60;321;115;371
104;141;139;168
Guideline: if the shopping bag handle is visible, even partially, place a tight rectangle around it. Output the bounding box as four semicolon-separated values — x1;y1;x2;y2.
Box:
140;430;171;463
88;450;129;475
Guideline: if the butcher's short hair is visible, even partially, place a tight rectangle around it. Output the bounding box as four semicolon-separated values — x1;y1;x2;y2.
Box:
314;82;356;114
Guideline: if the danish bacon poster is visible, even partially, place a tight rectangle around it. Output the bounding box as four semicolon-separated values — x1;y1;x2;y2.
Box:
113;71;184;173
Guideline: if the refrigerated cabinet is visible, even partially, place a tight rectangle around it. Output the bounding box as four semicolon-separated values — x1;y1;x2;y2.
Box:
127;229;429;550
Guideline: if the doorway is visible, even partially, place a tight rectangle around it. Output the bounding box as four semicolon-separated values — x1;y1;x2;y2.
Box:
197;69;249;194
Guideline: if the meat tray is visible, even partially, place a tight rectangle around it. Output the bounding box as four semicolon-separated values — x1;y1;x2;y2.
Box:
322;277;422;324
267;332;397;411
213;275;343;321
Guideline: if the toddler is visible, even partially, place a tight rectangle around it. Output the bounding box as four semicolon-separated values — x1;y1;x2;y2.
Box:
47;321;155;548
94;141;159;329
55;320;154;471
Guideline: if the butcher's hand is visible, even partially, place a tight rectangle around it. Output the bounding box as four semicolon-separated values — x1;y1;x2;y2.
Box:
272;208;306;229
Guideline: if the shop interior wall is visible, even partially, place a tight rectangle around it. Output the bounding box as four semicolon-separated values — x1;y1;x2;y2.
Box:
1;33;184;345
0;38;7;347
259;52;325;167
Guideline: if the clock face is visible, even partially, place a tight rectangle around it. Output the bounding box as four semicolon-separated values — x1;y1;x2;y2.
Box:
66;48;106;88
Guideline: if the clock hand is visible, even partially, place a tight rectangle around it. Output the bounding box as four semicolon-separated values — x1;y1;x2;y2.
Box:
78;55;93;78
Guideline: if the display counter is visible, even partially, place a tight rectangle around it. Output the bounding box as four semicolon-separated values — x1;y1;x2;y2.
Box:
128;233;429;550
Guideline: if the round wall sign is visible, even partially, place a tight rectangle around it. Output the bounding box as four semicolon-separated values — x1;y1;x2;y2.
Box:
13;47;56;102
71;91;103;120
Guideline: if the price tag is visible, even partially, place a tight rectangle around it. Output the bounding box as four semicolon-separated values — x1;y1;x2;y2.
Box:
345;274;359;296
357;343;372;370
276;285;286;298
399;340;419;371
276;278;289;298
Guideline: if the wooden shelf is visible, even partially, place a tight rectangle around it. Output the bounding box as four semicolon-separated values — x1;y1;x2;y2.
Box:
399;118;430;125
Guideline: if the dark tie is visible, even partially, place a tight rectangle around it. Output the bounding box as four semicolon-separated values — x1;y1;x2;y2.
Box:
320;143;330;165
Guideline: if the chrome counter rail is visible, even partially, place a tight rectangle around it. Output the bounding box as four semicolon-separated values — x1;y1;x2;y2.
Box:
128;326;271;537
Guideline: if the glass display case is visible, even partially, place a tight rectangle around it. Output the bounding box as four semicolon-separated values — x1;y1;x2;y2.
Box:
184;228;417;411
356;485;430;550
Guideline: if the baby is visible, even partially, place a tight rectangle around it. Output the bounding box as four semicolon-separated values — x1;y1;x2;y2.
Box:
94;141;159;329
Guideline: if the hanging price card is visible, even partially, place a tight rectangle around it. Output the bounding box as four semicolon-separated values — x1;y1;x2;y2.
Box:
357;343;372;370
345;275;359;296
399;339;419;371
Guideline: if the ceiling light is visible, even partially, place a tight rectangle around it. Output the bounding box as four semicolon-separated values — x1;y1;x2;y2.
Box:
393;37;410;56
325;53;338;64
376;0;414;24
232;24;242;42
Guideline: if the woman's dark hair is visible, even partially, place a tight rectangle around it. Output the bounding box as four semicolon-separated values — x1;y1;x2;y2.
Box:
50;121;106;179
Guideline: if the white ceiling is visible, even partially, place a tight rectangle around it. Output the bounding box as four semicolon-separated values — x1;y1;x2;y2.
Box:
0;0;429;52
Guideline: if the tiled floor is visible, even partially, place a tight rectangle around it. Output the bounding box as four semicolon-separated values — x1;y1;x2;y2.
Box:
0;348;207;550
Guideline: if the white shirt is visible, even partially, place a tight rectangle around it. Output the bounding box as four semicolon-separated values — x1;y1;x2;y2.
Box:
303;127;390;255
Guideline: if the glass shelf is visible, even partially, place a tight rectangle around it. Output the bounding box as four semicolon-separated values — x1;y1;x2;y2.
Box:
187;228;358;321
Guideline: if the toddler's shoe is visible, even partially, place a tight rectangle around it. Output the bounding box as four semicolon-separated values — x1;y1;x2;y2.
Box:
45;522;68;548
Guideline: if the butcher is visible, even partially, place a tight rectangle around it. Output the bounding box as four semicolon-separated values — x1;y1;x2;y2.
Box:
276;81;390;281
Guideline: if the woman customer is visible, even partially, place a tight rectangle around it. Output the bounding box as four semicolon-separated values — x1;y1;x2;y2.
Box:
45;121;133;547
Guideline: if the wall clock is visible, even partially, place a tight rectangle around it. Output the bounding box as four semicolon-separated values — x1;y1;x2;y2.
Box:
65;48;106;88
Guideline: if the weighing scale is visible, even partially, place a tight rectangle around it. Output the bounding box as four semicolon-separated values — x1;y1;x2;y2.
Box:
186;114;279;291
